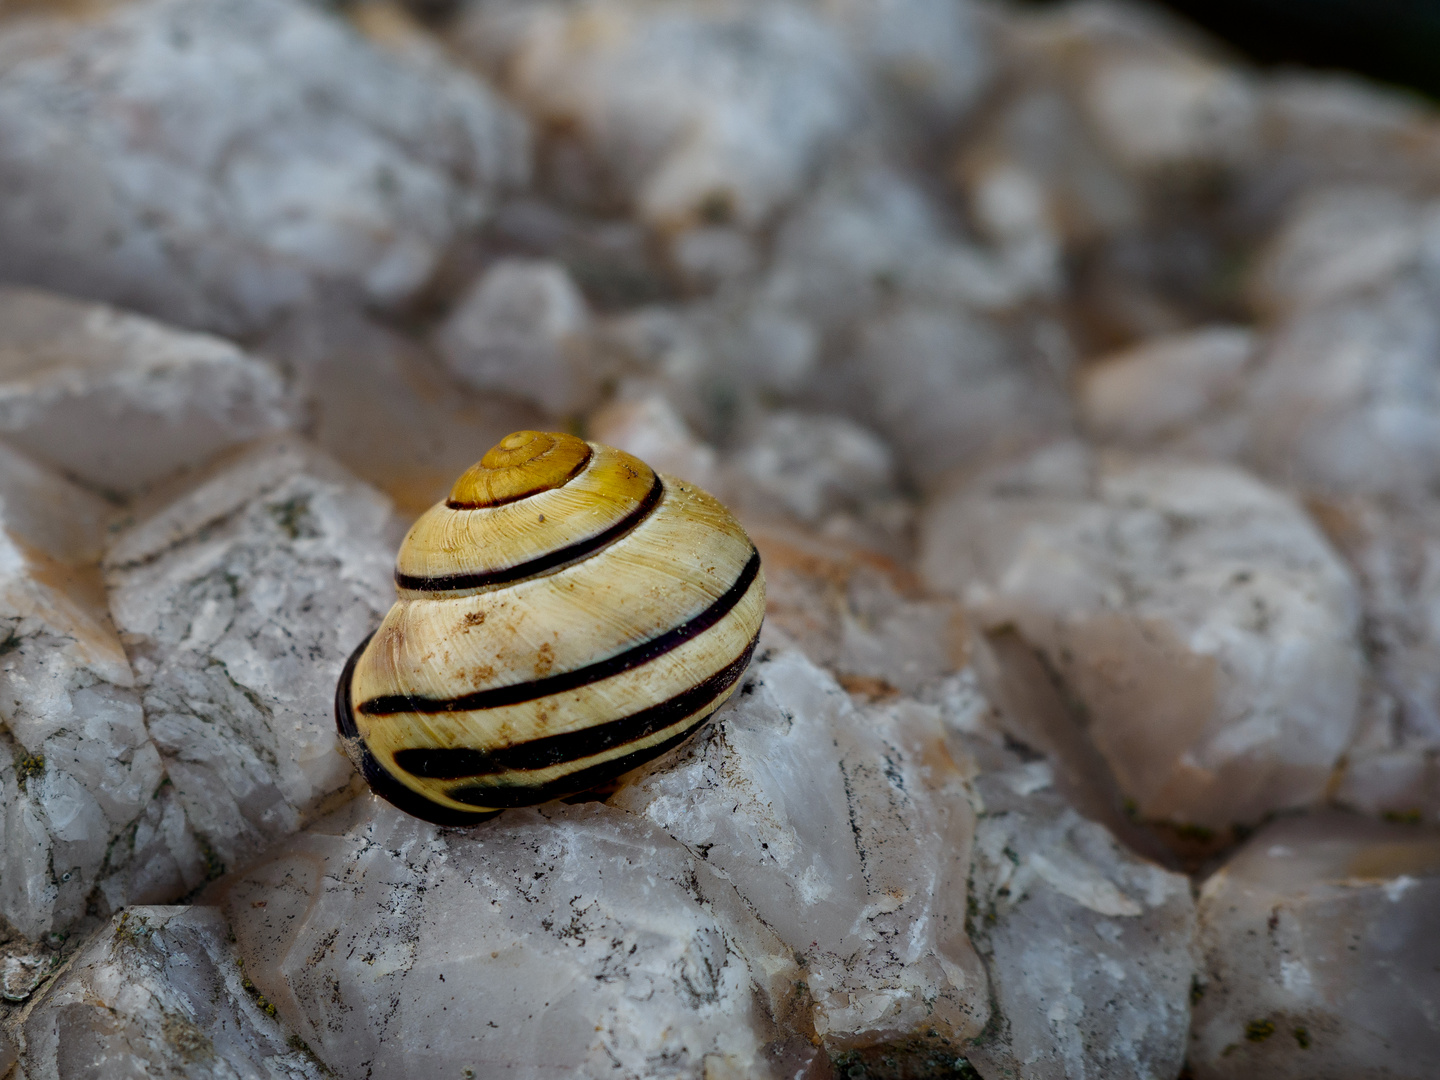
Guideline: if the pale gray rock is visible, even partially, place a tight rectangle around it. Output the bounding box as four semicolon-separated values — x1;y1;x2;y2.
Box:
1078;325;1257;452
452;0;863;229
1080;49;1259;175
815;0;992;121
920;443;1364;831
1315;498;1440;826
753;527;965;694
0;288;292;499
1191;812;1440;1079
0;0;529;336
732;411;895;526
214;795;800;1080
19;905;325;1080
1243;281;1440;502
612;646;990;1051
436;258;596;416
0;451;201;941
103;438;395;874
848;304;1072;491
964;752;1196;1080
1249;187;1440;317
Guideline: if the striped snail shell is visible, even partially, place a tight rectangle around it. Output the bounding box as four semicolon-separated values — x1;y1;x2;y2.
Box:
335;430;765;826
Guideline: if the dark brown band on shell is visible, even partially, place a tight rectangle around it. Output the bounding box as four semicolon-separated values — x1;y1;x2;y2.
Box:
365;545;761;717
396;472;664;595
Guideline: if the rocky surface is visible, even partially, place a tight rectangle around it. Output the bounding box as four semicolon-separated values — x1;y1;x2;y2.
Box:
102;438;394;876
0;0;529;336
17;905;324;1080
0;0;1437;1075
963;748;1196;1080
0;288;291;499
1190;813;1440;1079
919;442;1364;833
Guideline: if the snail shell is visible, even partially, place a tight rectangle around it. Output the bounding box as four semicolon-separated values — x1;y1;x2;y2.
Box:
336;430;765;825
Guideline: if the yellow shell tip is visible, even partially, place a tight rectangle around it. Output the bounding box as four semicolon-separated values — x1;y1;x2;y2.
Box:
448;431;592;509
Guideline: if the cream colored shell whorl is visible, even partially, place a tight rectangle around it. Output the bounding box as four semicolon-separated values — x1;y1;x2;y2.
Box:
336;430;766;825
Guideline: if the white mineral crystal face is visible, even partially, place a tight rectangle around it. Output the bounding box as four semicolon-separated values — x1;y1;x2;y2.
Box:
963;750;1197;1080
103;438;395;875
452;0;864;230
1078;325;1258;451
732;411;895;526
435;257;596;416
0;0;529;336
19;906;326;1080
214;796;797;1080
0;449;200;941
0;288;292;498
1320;499;1440;825
752;528;965;693
612;646;991;1051
1190;812;1440;1079
920;443;1365;830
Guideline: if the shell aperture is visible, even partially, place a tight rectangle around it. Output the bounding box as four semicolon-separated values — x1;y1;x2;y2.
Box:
336;431;766;825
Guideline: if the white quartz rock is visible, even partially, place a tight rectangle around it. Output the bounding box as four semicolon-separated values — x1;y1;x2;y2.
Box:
1082;52;1258;173
1249;187;1440;316
103;438;395;874
1191;813;1440;1079
0;288;292;498
919;443;1364;830
0;452;202;941
964;752;1196;1080
753;527;966;695
612;646;990;1051
1078;325;1257;450
1316;498;1440;826
214;796;798;1080
452;0;863;229
849;304;1072;491
19;906;326;1080
0;0;529;336
815;0;991;120
1243;279;1440;503
733;411;895;526
436;258;596;416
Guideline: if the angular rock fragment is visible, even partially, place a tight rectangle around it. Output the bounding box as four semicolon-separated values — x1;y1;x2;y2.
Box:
104;438;395;873
732;411;895;526
1240;193;1440;501
0;0;529;336
1313;498;1440;826
920;443;1364;832
613;646;990;1054
1077;325;1257;453
753;527;965;695
1191;813;1440;1079
962;748;1195;1080
19;905;326;1080
848;303;1072;491
0;288;292;499
451;0;863;229
436;258;595;416
215;796;798;1080
0;451;201;941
